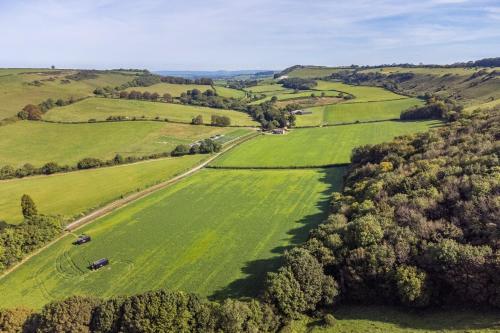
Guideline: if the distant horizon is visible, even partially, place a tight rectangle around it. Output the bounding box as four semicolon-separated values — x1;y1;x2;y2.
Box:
2;55;499;73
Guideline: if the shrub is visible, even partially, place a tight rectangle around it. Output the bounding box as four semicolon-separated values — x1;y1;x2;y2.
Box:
77;158;103;170
171;144;190;156
323;313;336;327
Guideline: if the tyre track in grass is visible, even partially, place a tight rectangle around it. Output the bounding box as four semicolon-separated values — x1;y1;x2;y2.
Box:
0;131;260;281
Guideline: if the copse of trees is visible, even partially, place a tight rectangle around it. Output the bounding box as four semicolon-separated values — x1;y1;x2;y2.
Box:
171;139;222;157
246;101;295;129
278;78;317;90
264;107;500;316
210;115;231;127
0;206;62;271
400;97;462;120
191;115;204;125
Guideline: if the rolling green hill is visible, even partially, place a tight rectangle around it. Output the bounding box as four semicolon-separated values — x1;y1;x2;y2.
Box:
43;97;257;125
0;121;249;167
296;98;423;127
125;82;245;99
0;155;207;224
212;120;441;168
0;168;345;309
0;69;136;120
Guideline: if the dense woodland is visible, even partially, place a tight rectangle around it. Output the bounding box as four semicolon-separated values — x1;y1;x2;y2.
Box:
268;107;500;315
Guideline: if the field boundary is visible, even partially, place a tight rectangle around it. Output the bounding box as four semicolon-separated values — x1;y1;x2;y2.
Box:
206;163;350;170
0;131;260;280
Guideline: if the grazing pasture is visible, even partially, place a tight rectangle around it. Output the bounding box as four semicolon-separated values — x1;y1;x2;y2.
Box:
211;120;441;168
0;70;135;119
0;121;249;167
125;83;245;99
0;155;206;224
313;81;406;102
0;168;345;309
244;84;289;93
43;97;257;125
296;98;423;126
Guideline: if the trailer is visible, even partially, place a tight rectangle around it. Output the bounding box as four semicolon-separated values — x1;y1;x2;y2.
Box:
89;258;109;270
73;234;91;245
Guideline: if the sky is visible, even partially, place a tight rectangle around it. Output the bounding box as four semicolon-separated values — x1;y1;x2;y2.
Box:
0;0;499;70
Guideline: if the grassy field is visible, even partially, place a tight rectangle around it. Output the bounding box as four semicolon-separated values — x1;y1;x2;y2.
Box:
0;168;345;309
285;67;345;78
0;70;134;119
244;84;289;94
313;81;405;102
0;121;250;167
249;90;340;105
358;66;499;76
296;98;423;127
290;306;500;333
0;155;207;224
213;85;246;98
211;120;442;168
43;97;257;125
125;83;245;99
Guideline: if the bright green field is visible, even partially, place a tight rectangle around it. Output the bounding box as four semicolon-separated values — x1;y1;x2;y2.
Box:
125;83;245;99
0;70;134;119
290;306;500;333
244;84;288;94
44;97;257;125
0;155;206;224
296;98;423;126
249;90;340;105
314;81;405;102
213;86;246;98
0;168;345;309
212;120;442;168
0;121;248;167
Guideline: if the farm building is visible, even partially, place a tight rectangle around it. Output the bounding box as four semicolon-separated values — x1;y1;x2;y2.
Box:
73;234;91;245
89;258;109;270
272;128;287;135
291;110;312;115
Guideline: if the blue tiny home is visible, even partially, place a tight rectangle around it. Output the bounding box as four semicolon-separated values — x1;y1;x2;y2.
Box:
89;258;109;270
74;234;91;245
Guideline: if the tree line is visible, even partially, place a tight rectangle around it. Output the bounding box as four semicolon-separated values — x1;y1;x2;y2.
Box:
0;138;224;181
400;96;463;121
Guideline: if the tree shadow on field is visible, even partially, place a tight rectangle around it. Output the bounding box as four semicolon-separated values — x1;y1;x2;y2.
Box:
209;166;347;301
330;304;500;331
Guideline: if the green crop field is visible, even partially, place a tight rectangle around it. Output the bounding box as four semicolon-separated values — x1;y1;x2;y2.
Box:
212;120;442;168
244;84;289;93
314;81;405;102
213;85;246;98
249;90;340;105
296;98;423;126
0;70;135;119
125;83;245;99
0;167;346;309
43;97;257;125
359;66;498;76
290;305;500;333
0;121;250;167
0;155;207;224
